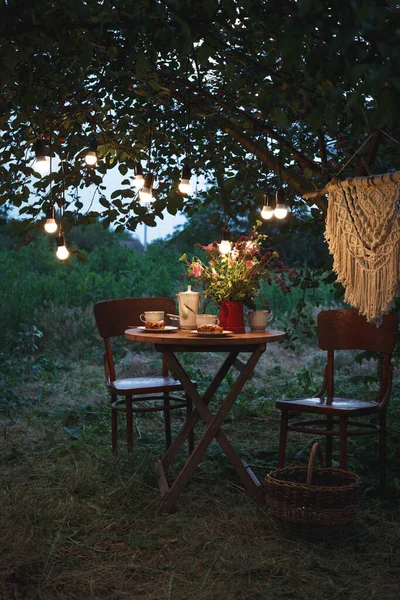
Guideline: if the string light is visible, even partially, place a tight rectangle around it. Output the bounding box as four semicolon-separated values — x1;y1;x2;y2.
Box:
219;224;231;254
56;231;69;260
179;163;192;195
85;139;98;166
274;187;288;219
139;172;154;204
34;140;49;174
44;204;58;233
133;163;145;189
260;193;274;220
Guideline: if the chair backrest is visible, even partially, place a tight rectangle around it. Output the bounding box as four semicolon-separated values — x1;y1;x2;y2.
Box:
317;309;398;353
93;298;177;382
93;297;177;339
317;309;398;403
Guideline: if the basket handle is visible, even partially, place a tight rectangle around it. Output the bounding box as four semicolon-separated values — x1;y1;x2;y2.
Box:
306;442;324;486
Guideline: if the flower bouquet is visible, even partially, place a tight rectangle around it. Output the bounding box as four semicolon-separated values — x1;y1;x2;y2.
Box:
180;225;295;323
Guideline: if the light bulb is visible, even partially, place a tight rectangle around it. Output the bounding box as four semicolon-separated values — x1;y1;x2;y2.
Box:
85;151;97;166
34;156;49;174
178;178;193;195
138;172;154;204
44;205;57;233
133;174;145;189
33;140;49;174
85;139;98;166
179;164;192;195
274;188;288;219
274;204;288;219
139;187;153;204
44;218;57;233
219;239;231;254
56;244;69;260
261;205;274;220
56;232;69;260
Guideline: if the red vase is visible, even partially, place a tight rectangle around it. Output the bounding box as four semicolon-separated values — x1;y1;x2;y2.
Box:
219;302;245;334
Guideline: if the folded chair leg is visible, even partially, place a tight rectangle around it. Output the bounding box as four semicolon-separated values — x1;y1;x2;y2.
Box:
379;409;387;497
111;393;118;453
164;393;172;449
339;416;347;470
126;395;133;453
278;410;289;468
186;394;194;455
326;416;333;467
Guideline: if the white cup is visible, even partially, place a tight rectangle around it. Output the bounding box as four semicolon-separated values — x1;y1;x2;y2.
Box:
195;314;219;328
247;310;273;331
140;311;165;324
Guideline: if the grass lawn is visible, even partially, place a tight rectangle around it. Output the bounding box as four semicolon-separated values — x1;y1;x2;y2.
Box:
1;340;400;599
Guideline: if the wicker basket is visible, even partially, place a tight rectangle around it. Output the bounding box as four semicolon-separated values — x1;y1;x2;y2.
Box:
265;443;362;541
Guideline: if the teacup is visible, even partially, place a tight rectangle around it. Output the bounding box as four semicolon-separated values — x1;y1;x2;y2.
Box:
195;314;219;328
140;311;165;325
247;310;273;331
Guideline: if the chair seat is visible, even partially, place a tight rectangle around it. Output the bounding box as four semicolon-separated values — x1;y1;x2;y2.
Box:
109;376;186;395
276;396;379;416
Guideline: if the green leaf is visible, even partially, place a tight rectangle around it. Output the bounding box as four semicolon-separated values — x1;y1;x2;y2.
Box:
323;272;337;284
273;107;290;130
209;212;221;225
135;52;149;79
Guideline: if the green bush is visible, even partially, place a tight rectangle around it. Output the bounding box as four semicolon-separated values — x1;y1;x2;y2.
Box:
0;234;338;357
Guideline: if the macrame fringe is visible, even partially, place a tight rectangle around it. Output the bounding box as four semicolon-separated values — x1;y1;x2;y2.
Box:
325;172;400;324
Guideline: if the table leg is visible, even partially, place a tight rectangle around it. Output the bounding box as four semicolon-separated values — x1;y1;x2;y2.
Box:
156;346;266;513
162;351;240;469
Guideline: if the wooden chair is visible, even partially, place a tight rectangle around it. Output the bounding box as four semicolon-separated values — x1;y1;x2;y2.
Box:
276;309;398;493
93;297;195;454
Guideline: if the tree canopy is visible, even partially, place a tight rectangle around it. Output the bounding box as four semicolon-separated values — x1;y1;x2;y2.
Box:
1;0;399;240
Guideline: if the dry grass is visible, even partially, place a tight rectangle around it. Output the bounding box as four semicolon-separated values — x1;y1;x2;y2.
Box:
1;345;400;599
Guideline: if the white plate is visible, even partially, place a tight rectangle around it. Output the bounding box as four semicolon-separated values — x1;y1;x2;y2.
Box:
191;330;233;337
135;326;178;333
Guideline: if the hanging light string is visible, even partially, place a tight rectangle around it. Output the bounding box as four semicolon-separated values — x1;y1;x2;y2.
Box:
138;110;155;205
260;136;274;220
185;91;191;159
178;90;193;195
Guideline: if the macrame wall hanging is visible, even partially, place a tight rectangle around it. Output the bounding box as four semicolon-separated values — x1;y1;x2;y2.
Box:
325;171;400;324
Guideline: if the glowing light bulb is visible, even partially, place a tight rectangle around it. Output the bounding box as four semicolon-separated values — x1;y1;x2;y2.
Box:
85;139;98;166
34;156;49;174
261;205;274;220
133;174;145;189
44;205;57;233
138;172;154;205
33;140;49;174
274;204;288;219
139;187;153;204
219;239;231;254
85;151;97;166
56;244;69;260
56;233;69;260
178;178;193;195
274;187;288;219
178;164;192;195
44;218;57;233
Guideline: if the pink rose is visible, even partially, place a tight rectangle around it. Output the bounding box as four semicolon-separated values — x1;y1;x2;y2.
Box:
192;263;203;277
246;260;255;268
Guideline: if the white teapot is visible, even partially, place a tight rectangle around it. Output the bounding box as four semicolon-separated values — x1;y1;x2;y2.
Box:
176;285;200;330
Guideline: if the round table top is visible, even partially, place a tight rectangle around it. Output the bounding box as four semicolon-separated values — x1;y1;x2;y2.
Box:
124;327;286;346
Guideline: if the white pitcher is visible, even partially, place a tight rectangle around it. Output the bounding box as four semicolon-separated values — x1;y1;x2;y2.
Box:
176;285;200;330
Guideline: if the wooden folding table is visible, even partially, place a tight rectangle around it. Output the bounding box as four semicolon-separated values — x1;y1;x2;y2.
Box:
124;328;285;513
